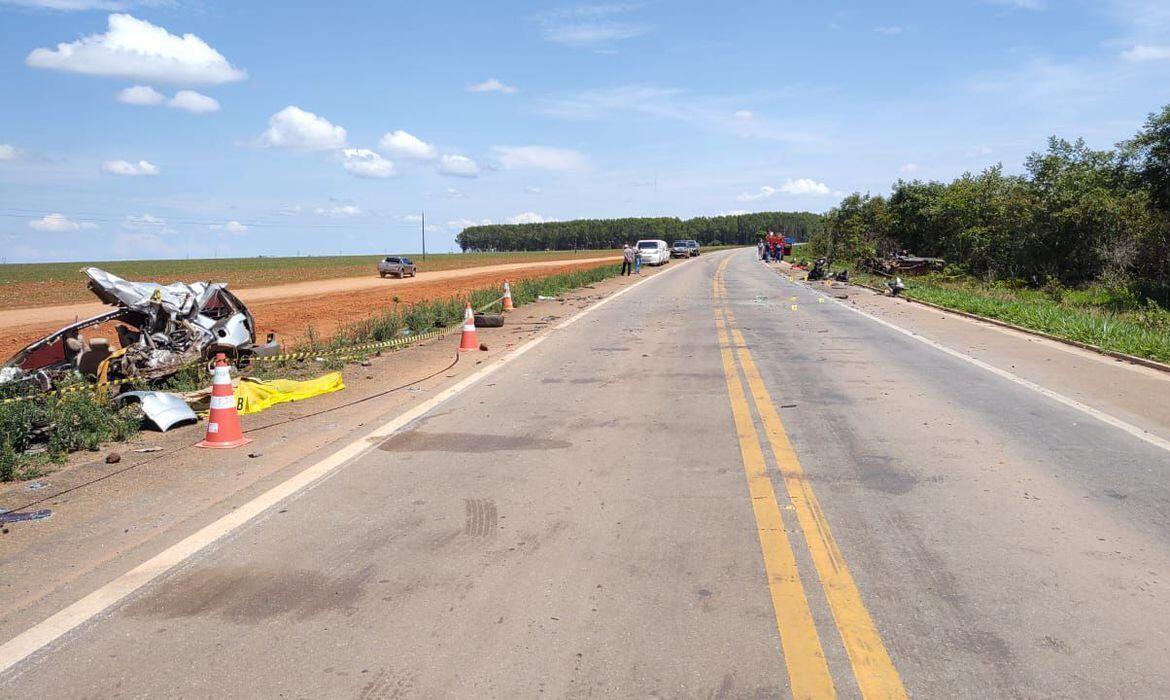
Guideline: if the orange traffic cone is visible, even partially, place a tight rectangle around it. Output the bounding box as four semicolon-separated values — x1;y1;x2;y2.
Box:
196;353;252;449
458;302;480;352
502;281;514;312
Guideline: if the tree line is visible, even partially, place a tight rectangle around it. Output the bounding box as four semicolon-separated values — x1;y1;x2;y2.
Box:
813;104;1170;303
456;212;823;252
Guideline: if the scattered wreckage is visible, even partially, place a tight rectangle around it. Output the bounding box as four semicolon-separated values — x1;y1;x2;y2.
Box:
1;267;279;394
866;253;946;277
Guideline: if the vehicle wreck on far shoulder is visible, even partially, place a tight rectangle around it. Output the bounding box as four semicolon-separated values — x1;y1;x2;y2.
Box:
865;253;946;277
1;267;279;392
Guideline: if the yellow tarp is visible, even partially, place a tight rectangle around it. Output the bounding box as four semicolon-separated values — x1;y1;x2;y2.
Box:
235;372;344;415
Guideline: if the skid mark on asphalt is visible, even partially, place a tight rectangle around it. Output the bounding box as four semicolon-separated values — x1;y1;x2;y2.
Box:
124;564;375;622
377;431;570;453
464;498;499;537
357;666;418;700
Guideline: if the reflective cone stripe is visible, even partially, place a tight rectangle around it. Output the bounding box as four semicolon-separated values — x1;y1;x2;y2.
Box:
502;281;514;311
196;354;252;449
458;302;480;352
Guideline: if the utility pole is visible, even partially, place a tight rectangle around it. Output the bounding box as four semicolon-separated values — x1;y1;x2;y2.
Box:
421;210;427;261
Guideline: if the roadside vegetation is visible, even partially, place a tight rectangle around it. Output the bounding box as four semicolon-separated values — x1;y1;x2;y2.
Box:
799;102;1170;363
0;263;624;482
457;211;822;251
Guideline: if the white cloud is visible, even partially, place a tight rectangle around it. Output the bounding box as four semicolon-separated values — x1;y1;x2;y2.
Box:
448;217;493;231
525;184;543;194
468;77;517;93
0;144;17;161
900;163;920;174
340;148;395;178
122;212;175;234
967;145;994;158
779;178;830;195
734;109;754;121
439;154;480;178
401;214;422;223
378;130;438;160
1121;44;1170;61
26;13;245;85
493;145;586;172
209;220;248;233
168;89;219;113
315;205;361;217
102;159;159;176
117;84;165;105
737;178;830;201
538;4;651;48
278;205;302;216
738;186;777;202
441;187;469;199
256;106;346;150
29;213;98;231
875;25;903;35
505;211;554;224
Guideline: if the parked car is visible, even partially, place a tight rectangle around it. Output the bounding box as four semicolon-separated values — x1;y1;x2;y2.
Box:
686;240;701;256
378;256;417;278
635;239;670;266
671;240;692;258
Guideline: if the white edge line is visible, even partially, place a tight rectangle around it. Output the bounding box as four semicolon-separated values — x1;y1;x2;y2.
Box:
757;259;1170;454
0;256;693;677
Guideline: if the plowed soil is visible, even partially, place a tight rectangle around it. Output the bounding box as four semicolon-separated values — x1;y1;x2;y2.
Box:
0;257;618;359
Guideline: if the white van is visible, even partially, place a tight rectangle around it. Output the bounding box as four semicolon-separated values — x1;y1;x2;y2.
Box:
635;239;670;266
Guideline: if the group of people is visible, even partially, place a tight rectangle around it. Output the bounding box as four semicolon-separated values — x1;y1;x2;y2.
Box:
757;231;790;263
621;244;644;276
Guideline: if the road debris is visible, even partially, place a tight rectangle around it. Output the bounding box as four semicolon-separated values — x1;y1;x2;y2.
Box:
116;391;199;432
0;509;52;524
105;452;121;464
133;446;163;453
1;267;280;393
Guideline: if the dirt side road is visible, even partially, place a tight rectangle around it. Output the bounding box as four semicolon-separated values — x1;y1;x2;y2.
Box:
0;256;619;358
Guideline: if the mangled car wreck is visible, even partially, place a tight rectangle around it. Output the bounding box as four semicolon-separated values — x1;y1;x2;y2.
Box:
2;268;277;392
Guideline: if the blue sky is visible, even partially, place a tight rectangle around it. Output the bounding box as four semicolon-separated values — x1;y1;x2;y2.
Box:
1;0;1168;262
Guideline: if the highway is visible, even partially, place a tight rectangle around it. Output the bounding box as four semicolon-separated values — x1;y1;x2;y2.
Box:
2;248;1168;698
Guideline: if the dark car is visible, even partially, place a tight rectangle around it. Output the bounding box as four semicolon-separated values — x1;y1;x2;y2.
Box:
378;256;417;278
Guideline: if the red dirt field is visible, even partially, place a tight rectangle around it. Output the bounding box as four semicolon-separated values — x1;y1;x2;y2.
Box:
0;258;616;360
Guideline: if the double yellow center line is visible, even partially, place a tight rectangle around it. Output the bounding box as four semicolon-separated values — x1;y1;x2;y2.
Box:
713;258;906;699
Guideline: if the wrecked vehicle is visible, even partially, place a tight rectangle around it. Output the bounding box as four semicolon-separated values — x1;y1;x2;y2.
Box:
866;254;946;277
2;267;278;391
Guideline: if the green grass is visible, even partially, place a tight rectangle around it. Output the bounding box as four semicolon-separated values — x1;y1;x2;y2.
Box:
781;244;1170;363
839;270;1170;364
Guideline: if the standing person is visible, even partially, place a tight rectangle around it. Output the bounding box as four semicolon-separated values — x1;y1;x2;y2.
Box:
621;244;634;276
634;245;643;275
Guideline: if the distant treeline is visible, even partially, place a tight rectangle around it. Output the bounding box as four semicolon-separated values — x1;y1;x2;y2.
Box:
814;103;1170;303
456;212;823;252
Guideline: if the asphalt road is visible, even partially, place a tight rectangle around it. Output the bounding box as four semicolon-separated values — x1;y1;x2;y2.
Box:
3;248;1168;698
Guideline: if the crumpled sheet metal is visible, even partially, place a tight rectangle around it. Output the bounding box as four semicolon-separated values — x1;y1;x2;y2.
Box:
84;267;215;318
117;391;198;432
